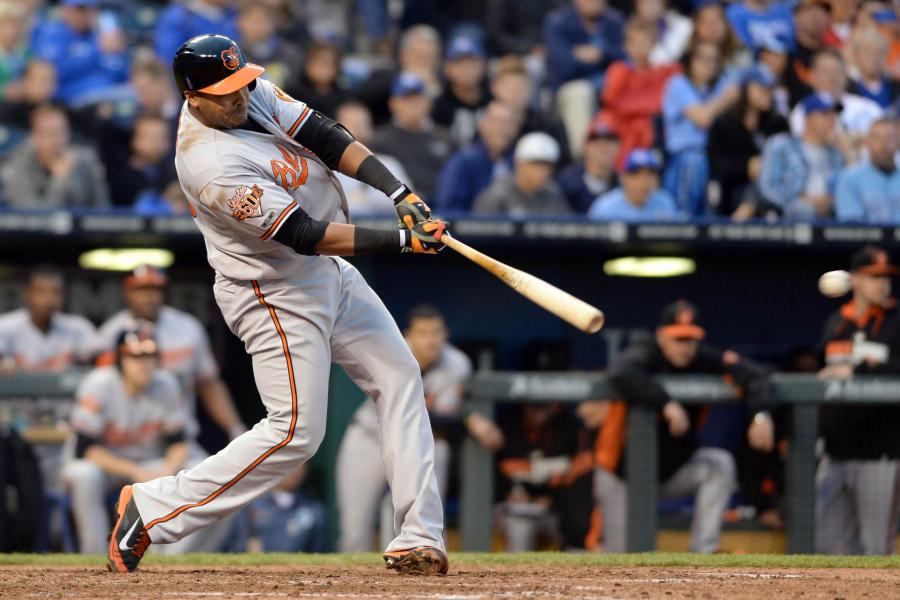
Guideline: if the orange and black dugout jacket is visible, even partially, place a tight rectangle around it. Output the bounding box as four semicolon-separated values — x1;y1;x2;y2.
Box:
820;300;900;460
601;339;772;481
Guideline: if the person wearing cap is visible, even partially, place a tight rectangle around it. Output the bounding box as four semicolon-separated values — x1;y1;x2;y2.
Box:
846;27;900;110
62;327;190;554
758;92;845;219
725;0;794;54
154;0;238;66
29;0;128;106
557;121;620;214
817;246;900;555
587;148;679;221
662;41;741;215
707;64;789;218
590;300;774;553
755;38;792;116
835;117;900;223
369;72;454;203
783;0;830;107
431;36;490;147
472;132;570;216
788;50;883;144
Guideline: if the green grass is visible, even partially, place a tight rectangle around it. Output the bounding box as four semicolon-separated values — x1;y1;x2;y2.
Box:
0;552;897;569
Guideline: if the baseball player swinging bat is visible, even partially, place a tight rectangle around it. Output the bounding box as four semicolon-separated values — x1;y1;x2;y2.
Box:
440;235;605;334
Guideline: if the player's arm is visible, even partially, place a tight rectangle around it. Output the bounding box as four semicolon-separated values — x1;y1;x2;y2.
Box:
198;378;246;439
160;432;189;476
291;110;432;229
80;441;149;481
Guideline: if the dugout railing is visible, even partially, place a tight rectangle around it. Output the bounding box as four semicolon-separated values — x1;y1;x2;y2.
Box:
460;372;900;553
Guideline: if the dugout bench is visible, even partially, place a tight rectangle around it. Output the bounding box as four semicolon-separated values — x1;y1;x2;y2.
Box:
460;373;900;553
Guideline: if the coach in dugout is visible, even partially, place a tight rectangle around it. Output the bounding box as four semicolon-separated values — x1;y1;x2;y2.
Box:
817;246;900;555
62;326;189;554
590;300;774;553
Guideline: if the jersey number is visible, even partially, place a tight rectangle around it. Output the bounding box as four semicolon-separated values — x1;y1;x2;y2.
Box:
271;145;308;192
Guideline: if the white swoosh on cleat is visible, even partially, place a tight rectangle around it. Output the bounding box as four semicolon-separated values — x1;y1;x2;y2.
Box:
119;519;140;552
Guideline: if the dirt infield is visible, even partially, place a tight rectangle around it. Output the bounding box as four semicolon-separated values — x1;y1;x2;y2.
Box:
2;564;898;600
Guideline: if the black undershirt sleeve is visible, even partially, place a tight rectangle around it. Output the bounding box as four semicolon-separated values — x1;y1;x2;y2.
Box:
163;431;186;448
272;206;329;255
75;432;99;458
293;111;355;170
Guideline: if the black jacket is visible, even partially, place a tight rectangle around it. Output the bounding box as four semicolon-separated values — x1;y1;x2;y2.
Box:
607;339;771;480
819;300;900;460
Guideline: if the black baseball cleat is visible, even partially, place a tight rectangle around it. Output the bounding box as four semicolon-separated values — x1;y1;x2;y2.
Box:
107;485;151;573
383;547;449;576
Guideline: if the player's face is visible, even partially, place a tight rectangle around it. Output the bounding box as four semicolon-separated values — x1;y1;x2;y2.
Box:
405;317;448;370
120;354;158;390
853;273;891;307
657;332;700;368
26;275;64;321
188;87;251;129
126;286;165;321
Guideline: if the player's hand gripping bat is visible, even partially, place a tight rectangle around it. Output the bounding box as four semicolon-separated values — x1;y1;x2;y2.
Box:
440;234;604;334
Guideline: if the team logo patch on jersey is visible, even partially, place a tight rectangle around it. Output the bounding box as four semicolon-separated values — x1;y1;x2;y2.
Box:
228;185;264;221
273;85;298;103
221;46;240;70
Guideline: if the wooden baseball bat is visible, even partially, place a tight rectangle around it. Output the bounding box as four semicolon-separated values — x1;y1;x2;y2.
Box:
441;235;604;334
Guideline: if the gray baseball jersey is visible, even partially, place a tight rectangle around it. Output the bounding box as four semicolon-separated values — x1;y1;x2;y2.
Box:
70;366;187;463
0;308;96;371
130;78;446;555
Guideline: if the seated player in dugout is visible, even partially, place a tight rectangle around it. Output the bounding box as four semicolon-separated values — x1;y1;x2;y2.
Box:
817;245;900;555
581;300;775;553
62;326;189;555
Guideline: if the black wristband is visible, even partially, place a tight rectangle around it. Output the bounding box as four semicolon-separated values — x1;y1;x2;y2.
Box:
353;226;404;255
356;155;410;204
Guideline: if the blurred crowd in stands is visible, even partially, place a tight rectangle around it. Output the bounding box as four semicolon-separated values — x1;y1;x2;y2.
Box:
0;0;897;222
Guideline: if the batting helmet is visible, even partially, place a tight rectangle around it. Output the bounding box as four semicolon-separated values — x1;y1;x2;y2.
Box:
172;34;265;96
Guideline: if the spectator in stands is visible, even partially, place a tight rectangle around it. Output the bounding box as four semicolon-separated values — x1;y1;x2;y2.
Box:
237;3;304;92
435;101;521;212
248;464;326;552
333;100;410;215
62;327;189;554
855;2;900;80
822;0;858;48
788;50;883;148
486;0;560;56
0;267;96;373
154;0;238;65
757;38;791;115
846;27;900;110
490;55;571;166
817;246;900;555
354;25;442;126
0;1;31;97
30;0;128;107
708;65;789;219
105;115;177;211
691;1;746;68
543;0;625;158
432;37;490;148
597;18;681;168
287;39;347;119
129;59;182;123
558;121;619;214
473;132;570;216
1;104;109;208
662;42;740;215
835;118;900;223
369;72;453;203
759;93;845;220
784;0;831;107
497;403;595;552
593;300;774;553
588;148;678;221
0;59;57;132
636;0;692;66
726;0;794;53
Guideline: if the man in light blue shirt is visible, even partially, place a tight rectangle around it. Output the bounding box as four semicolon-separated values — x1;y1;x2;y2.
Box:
588;149;679;221
836;117;900;223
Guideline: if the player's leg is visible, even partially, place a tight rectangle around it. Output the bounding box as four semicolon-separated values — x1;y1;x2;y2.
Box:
61;459;110;553
594;467;627;552
661;447;736;553
815;457;859;554
336;417;388;552
328;261;445;559
502;509;540;552
853;459;900;555
130;277;334;545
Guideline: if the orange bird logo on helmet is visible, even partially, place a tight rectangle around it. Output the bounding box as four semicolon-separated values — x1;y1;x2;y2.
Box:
221;46;240;70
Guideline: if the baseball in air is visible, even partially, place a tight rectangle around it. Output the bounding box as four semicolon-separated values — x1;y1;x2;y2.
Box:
818;270;852;297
